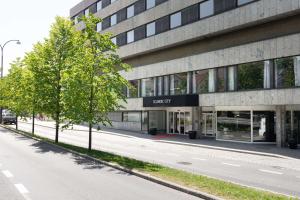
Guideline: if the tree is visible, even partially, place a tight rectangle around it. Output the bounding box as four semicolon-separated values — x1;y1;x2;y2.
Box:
63;15;130;150
27;17;81;143
0;58;34;129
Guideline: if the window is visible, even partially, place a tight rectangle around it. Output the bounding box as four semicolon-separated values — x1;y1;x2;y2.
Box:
182;4;199;25
170;12;182;29
275;57;295;88
127;30;134;43
128;80;139;98
107;112;122;122
194;70;209;93
127;5;135;18
111;37;117;45
117;8;127;23
217;67;226;92
116;32;127;46
97;1;102;11
74;16;79;24
84;9;89;17
134;25;146;41
146;22;156;37
146;0;155;9
238;61;264;90
156;16;170;34
164;76;169;96
97;22;102;32
217;111;251;142
227;66;237;91
237;0;254;6
253;111;276;142
102;17;111;29
214;0;236;14
200;0;214;18
111;14;117;26
134;0;146;15
157;76;163;96
123;112;141;122
102;0;110;8
111;0;116;3
170;73;187;95
141;78;155;97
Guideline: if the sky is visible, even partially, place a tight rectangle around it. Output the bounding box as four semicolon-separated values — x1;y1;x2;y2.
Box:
0;0;81;76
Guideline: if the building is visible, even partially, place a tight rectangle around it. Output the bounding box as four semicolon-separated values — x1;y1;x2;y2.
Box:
70;0;300;147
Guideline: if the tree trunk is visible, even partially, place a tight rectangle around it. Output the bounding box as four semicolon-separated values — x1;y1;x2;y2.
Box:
16;115;18;130
55;116;59;143
32;111;35;135
88;122;92;151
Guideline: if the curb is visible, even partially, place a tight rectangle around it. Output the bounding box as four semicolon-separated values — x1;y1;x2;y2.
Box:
1;125;223;200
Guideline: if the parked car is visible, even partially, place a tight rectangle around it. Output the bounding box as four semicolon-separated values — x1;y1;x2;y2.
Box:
2;110;16;125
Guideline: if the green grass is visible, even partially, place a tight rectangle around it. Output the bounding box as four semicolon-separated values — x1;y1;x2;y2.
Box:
7;126;297;200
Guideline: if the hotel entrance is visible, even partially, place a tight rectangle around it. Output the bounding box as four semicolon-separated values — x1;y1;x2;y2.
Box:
168;111;192;135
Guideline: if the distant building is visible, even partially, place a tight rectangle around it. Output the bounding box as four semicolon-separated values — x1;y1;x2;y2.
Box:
70;0;300;147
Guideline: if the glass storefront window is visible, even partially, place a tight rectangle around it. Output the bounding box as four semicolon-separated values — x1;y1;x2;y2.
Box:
238;61;264;90
149;111;166;132
107;112;122;122
128;80;139;98
275;57;295;88
123;112;141;122
217;67;226;92
217;111;251;142
142;111;148;132
252;111;276;142
170;73;187;95
141;78;155;97
194;70;209;93
227;66;237;91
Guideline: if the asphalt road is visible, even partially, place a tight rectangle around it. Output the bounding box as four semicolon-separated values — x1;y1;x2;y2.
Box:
0;127;200;200
14;120;300;197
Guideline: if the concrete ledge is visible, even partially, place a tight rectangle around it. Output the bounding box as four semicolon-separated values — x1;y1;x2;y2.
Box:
1;125;223;200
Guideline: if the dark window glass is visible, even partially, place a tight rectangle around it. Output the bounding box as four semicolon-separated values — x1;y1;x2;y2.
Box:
238;61;264;90
89;3;97;14
155;0;168;6
102;0;111;8
116;32;127;46
195;70;209;93
275;57;295;88
253;111;276;142
214;0;236;14
237;0;254;6
134;0;146;15
156;16;170;34
200;0;214;18
77;12;84;22
117;8;127;23
128;80;139;98
134;25;146;41
217;111;251;142
182;4;199;25
102;17;111;30
217;67;226;92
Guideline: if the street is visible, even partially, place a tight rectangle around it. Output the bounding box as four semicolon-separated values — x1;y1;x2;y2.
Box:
13;120;300;198
0;127;200;200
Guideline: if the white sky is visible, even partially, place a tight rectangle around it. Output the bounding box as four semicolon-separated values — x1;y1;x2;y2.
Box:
0;0;81;76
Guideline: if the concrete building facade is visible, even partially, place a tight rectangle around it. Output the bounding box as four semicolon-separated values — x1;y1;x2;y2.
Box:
70;0;300;147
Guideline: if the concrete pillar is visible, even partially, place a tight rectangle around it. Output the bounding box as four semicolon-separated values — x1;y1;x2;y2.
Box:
276;105;286;148
192;107;202;138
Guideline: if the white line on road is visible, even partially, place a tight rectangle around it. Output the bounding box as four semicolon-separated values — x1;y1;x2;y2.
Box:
192;158;207;161
2;170;14;178
15;184;29;194
222;163;241;167
259;169;283;175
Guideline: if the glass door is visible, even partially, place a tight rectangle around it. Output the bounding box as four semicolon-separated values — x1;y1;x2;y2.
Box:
202;113;216;137
169;111;189;135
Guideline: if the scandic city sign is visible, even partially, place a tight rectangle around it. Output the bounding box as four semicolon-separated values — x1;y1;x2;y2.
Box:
143;95;199;107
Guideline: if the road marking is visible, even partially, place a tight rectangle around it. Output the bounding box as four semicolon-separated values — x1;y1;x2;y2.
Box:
259;169;283;175
2;170;14;178
15;184;29;194
192;158;207;161
222;163;241;167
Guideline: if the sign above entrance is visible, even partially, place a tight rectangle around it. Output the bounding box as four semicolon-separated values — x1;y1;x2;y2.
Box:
143;95;199;107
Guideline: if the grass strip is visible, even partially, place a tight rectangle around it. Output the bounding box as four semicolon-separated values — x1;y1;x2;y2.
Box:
8;127;296;200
